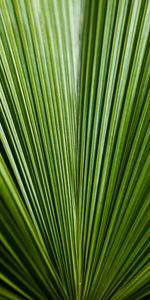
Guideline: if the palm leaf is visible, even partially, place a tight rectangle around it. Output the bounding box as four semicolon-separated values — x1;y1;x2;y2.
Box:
0;0;150;299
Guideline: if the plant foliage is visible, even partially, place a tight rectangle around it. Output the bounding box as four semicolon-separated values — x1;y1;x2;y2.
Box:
0;0;150;299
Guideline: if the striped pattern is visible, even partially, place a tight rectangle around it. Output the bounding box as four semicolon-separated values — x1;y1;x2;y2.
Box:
0;0;150;299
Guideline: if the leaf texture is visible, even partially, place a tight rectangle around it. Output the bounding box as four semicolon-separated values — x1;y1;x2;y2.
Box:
0;0;150;299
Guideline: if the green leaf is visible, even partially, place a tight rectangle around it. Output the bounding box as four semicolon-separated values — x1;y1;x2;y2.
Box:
1;0;150;299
